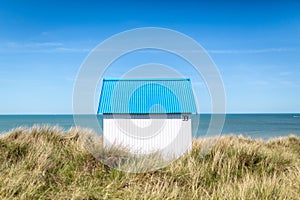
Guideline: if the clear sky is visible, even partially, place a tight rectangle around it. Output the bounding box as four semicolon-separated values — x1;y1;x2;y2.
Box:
0;0;300;114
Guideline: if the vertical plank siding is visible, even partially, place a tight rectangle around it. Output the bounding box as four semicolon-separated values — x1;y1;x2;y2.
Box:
103;114;192;158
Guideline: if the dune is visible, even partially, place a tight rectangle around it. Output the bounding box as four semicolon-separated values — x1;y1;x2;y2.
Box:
0;126;299;199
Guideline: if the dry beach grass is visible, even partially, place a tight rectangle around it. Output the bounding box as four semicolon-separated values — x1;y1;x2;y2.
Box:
0;126;299;199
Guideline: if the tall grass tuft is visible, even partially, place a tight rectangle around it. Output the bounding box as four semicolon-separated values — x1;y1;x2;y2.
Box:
0;126;299;199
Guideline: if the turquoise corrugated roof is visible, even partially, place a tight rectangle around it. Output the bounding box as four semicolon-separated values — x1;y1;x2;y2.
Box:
97;78;197;114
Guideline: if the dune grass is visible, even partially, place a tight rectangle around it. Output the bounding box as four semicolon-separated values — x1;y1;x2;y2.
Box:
0;126;299;199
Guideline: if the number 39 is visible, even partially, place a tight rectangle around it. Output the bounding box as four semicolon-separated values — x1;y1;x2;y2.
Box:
182;115;189;121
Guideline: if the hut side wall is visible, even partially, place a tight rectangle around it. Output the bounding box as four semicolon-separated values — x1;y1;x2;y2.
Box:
103;114;192;158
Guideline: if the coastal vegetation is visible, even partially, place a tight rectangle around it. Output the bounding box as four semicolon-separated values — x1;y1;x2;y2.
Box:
0;126;299;199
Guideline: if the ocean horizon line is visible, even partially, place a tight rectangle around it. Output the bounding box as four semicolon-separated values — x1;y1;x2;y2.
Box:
1;113;300;116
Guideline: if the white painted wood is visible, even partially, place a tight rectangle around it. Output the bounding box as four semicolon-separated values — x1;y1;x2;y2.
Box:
103;114;192;158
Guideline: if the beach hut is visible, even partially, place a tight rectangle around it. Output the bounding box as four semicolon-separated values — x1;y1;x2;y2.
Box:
97;78;197;157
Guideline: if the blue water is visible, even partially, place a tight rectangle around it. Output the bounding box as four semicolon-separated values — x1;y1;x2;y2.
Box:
0;114;299;139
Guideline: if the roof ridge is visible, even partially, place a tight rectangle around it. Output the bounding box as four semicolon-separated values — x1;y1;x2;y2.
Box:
103;78;191;81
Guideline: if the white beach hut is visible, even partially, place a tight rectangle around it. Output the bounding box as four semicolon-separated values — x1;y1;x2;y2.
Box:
97;78;197;157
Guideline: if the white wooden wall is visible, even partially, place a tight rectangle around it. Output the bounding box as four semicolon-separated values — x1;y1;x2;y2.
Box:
103;114;192;158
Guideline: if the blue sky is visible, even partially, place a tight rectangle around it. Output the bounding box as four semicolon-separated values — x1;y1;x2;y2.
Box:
0;0;300;114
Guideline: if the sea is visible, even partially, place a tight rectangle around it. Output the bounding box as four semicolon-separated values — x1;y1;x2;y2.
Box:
0;114;300;140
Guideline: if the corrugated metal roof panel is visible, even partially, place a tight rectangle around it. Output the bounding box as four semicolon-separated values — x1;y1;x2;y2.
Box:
97;78;197;114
